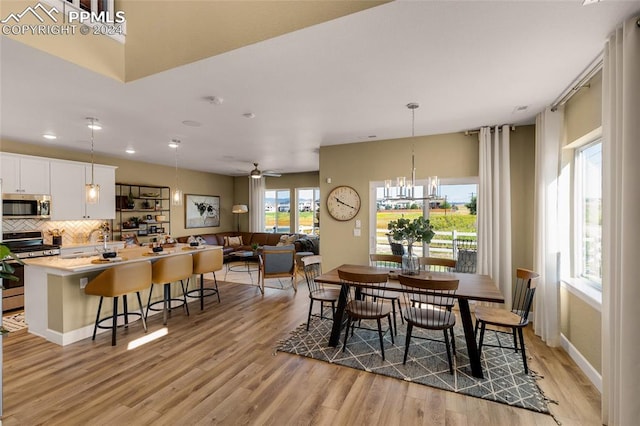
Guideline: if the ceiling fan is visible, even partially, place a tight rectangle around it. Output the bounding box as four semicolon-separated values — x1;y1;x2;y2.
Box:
249;162;281;179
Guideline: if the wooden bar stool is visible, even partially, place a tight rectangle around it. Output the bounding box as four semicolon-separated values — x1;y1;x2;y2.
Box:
84;261;152;346
186;249;223;310
145;254;193;325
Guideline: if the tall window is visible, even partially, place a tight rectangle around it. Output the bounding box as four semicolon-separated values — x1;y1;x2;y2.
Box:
575;140;602;288
296;188;320;235
264;189;291;233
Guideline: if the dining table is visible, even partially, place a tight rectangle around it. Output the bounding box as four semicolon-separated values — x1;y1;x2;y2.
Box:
314;264;505;379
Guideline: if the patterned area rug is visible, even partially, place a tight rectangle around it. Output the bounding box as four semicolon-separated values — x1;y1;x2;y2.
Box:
2;312;27;333
277;315;551;414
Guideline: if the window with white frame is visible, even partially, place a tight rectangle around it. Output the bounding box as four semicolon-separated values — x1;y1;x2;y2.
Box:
264;189;291;233
296;188;320;235
575;140;602;289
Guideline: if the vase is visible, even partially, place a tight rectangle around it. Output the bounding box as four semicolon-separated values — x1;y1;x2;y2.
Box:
402;242;419;275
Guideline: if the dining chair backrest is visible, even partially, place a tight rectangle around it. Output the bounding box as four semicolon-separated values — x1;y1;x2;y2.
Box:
419;256;456;272
454;250;477;273
302;255;323;294
338;269;389;310
338;269;388;297
261;245;296;275
369;254;402;268
511;268;539;322
397;275;459;324
386;234;405;256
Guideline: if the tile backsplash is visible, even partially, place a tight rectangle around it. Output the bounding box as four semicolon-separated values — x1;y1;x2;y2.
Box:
2;218;109;245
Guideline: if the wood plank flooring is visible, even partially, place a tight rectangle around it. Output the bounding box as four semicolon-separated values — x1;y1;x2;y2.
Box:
2;278;601;425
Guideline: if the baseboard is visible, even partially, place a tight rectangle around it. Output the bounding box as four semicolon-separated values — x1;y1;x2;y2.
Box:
560;333;602;393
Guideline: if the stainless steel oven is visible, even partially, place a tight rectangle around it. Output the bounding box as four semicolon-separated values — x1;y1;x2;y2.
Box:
2;231;60;312
3;259;25;311
2;194;51;219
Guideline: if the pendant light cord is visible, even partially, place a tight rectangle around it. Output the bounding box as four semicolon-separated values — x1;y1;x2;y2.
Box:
90;118;95;185
174;144;179;190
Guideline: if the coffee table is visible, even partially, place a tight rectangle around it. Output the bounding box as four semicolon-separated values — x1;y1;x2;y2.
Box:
225;250;260;282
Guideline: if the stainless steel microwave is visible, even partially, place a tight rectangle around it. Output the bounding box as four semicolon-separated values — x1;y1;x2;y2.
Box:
2;194;51;219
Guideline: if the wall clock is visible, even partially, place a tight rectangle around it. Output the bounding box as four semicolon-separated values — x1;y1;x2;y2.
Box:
327;185;361;221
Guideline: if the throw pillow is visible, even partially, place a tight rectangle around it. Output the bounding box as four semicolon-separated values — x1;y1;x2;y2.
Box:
224;236;243;247
277;234;297;246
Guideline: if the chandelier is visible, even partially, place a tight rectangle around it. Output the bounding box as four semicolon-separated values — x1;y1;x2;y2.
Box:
382;103;440;202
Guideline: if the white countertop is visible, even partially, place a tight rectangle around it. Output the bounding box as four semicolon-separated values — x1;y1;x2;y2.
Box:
24;244;223;273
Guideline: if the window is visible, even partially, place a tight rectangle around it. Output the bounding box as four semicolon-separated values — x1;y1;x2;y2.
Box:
575;140;602;289
372;178;478;258
264;189;290;233
296;188;320;235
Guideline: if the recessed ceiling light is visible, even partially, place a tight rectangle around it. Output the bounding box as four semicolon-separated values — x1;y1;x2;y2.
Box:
243;113;256;119
182;120;202;127
168;139;181;148
206;96;224;105
43;134;57;140
125;148;136;154
86;117;102;130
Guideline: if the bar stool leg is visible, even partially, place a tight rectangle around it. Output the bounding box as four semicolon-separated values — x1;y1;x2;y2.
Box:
213;272;220;303
180;279;190;316
136;291;147;333
111;296;118;346
93;297;104;340
145;284;154;321
163;283;170;325
200;273;204;311
123;295;129;327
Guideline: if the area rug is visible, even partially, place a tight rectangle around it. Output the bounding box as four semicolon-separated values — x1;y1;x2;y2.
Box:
276;315;552;414
2;312;27;333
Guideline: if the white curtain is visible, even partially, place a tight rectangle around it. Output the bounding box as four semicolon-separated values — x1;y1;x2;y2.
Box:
601;16;640;426
477;125;512;307
532;107;563;346
248;177;265;233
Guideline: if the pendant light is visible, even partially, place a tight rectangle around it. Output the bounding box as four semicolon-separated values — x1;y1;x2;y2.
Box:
382;103;440;201
85;117;100;204
170;139;182;206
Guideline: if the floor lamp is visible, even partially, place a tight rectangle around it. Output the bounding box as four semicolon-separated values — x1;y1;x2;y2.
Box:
232;205;248;232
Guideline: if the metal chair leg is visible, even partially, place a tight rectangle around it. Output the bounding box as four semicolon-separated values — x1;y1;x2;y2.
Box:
92;297;103;340
403;322;413;364
377;318;385;361
111;296;118;346
136;291;147;333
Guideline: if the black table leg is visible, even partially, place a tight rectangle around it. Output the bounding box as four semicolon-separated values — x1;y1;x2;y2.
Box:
328;284;349;347
458;298;483;378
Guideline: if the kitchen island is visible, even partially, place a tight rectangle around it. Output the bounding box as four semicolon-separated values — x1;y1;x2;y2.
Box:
23;244;223;346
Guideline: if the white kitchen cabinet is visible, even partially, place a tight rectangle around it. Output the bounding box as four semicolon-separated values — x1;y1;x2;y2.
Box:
85;164;116;220
50;160;116;220
0;153;50;194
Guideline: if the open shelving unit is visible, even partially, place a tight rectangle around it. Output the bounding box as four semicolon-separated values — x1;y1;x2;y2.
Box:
114;183;171;243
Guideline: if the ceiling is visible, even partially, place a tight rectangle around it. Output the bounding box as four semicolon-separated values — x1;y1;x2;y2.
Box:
1;1;639;177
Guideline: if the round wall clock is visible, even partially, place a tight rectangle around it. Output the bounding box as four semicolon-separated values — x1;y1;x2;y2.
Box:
327;185;361;221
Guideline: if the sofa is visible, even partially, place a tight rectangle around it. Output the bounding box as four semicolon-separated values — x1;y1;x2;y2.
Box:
176;232;319;260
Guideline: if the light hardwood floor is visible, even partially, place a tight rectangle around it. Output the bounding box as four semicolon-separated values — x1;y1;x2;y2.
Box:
2;277;601;425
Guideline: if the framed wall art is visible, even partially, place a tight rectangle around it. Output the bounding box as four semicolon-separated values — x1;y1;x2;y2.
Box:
185;194;220;228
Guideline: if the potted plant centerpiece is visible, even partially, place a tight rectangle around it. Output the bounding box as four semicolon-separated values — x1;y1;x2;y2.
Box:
387;216;435;275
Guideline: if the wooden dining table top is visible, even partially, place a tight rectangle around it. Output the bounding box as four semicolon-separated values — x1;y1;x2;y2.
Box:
315;264;504;304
